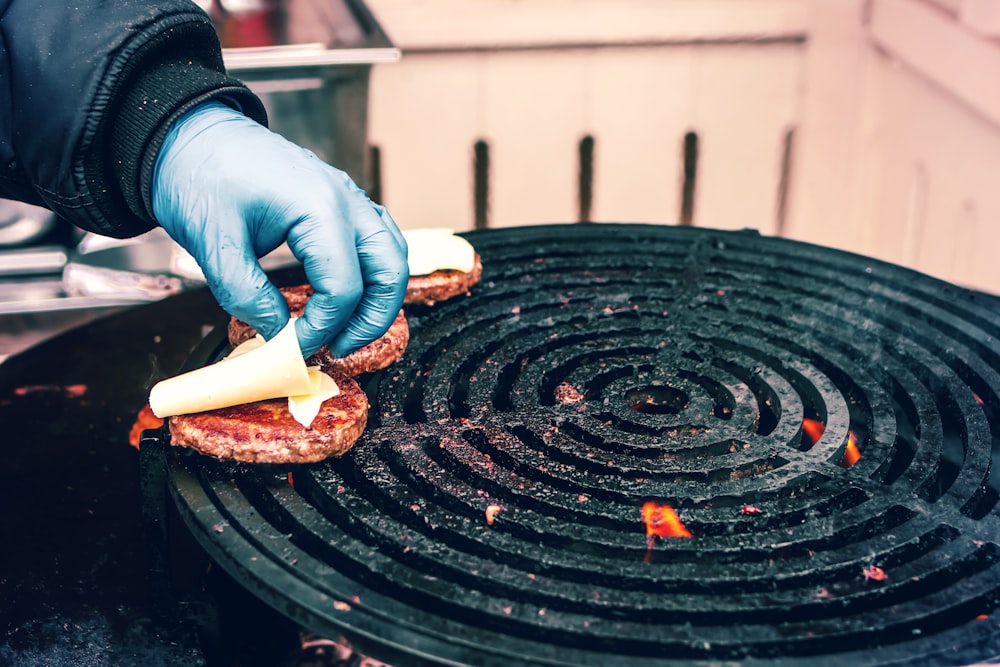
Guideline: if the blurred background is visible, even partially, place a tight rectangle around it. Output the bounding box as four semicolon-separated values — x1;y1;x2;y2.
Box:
359;0;1000;296
2;0;999;359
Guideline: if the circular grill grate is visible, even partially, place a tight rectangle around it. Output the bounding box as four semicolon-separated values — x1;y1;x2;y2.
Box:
166;224;1000;666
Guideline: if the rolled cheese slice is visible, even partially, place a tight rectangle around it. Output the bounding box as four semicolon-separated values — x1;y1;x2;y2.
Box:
403;227;476;276
149;319;313;419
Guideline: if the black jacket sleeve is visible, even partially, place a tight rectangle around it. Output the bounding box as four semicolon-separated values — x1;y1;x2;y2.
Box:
0;0;267;238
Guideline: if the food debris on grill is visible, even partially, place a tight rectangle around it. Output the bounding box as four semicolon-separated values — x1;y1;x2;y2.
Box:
296;631;393;667
554;382;585;404
484;504;502;525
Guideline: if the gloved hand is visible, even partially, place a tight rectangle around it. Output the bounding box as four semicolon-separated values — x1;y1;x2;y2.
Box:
152;101;408;358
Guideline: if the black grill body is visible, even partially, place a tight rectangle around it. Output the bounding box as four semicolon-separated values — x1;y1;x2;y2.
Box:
151;223;1000;666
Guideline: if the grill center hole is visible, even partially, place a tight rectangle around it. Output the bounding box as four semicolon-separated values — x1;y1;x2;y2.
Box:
627;385;689;415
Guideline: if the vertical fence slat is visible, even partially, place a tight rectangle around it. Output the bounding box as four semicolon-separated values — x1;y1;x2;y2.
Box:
589;47;691;224
680;131;699;226
367;54;481;229
578;135;595;222
482;50;588;227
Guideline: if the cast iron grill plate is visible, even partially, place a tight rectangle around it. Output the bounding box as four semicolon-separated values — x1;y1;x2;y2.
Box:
162;223;1000;666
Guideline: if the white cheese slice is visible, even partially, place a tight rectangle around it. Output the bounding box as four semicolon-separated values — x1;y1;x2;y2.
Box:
227;346;341;427
403;227;476;276
287;367;341;428
224;334;265;360
149;319;312;418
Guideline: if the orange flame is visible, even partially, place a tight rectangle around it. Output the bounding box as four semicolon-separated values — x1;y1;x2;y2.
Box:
840;431;861;468
801;418;825;447
128;404;165;449
485;504;503;525
642;502;693;539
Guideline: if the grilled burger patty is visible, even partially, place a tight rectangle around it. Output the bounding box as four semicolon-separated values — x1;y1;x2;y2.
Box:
404;253;483;306
228;284;409;377
169;370;368;464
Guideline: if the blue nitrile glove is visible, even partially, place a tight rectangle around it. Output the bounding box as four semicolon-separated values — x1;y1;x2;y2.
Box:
152;101;408;358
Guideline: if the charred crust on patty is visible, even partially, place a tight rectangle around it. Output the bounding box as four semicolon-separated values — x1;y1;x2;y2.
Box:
228;284;409;376
404;253;483;306
168;370;368;464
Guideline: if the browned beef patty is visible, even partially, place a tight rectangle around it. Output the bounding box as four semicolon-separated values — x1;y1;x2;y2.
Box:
169;370;368;464
228;285;409;377
404;253;483;306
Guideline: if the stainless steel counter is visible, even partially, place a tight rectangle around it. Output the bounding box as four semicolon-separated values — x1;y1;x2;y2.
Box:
0;230;184;362
0;230;302;363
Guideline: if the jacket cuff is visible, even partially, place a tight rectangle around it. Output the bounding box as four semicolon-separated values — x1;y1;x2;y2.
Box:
88;18;267;238
112;66;268;227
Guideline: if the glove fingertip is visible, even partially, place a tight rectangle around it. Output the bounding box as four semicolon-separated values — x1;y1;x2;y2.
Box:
255;315;289;342
327;333;362;360
221;281;290;342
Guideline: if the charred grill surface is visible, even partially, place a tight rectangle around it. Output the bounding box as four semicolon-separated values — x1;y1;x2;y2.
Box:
165;224;1000;666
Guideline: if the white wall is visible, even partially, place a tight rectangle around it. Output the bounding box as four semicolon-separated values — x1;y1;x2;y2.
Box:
365;0;1000;294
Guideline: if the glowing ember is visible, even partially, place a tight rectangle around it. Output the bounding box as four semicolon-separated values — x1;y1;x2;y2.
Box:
740;505;762;516
298;633;354;662
801;418;825;447
642;502;692;539
485;504;503;525
14;383;87;398
840;431;861;468
128;404;165;449
862;565;887;581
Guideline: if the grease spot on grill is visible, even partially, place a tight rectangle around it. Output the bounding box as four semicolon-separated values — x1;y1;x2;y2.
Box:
626;384;689;415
